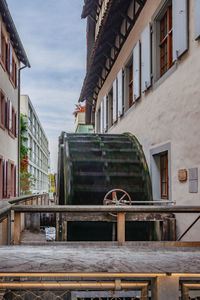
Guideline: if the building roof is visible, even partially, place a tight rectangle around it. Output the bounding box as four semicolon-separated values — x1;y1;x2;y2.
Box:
81;0;99;19
0;0;30;67
0;245;200;273
78;0;146;122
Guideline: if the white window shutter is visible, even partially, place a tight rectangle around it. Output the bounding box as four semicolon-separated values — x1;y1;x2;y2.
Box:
113;79;117;123
133;41;141;101
10;46;12;74
100;100;104;133
9;102;12;131
103;96;107;132
141;24;151;92
173;0;188;61
194;0;200;40
117;70;123;117
95;111;97;133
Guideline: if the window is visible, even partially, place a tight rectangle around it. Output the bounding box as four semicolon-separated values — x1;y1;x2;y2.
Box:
160;153;168;199
1;29;6;66
160;5;173;77
150;143;171;201
11;106;15;136
6;161;16;198
0;91;5;129
129;64;134;107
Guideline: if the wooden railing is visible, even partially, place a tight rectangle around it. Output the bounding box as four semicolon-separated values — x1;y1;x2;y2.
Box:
0;193;49;245
11;204;200;245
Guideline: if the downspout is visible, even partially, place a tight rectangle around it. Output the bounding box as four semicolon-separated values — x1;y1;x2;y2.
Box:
17;65;28;196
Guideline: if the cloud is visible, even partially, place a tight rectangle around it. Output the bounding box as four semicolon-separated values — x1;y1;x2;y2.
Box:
7;0;87;172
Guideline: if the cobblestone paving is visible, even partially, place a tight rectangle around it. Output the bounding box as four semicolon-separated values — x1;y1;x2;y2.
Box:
0;246;199;273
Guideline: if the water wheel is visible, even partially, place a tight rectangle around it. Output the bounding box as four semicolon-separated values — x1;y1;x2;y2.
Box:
57;133;152;205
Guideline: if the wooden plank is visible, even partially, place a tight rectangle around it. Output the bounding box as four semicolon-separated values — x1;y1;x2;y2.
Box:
12;205;200;213
13;211;21;245
117;212;125;245
62;212;173;222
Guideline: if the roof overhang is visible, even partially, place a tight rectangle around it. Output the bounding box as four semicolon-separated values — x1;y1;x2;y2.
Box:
81;0;99;19
79;0;147;113
0;0;30;67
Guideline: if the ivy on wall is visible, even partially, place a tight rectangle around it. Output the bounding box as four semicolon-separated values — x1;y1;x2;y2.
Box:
20;114;35;194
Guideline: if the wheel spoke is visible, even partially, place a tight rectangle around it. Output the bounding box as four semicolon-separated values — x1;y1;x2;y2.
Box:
119;193;127;202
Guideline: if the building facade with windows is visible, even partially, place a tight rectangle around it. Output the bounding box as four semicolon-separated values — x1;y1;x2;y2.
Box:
20;95;50;194
79;0;200;240
0;0;30;203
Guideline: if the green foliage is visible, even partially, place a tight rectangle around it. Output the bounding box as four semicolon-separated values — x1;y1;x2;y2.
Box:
20;114;36;194
20;114;29;162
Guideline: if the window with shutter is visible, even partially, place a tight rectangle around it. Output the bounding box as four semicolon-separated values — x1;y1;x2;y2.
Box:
160;5;173;76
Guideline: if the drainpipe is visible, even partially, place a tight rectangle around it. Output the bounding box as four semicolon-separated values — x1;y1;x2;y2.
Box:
17;65;28;196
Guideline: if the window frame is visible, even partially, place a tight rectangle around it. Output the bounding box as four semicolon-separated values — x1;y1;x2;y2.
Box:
0;90;5;129
150;142;171;201
160;152;169;199
152;0;173;83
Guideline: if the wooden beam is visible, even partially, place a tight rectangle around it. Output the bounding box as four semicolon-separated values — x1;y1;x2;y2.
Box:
117;212;125;245
14;211;21;245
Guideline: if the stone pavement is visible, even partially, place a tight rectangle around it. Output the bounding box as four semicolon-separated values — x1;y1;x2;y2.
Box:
0;245;199;273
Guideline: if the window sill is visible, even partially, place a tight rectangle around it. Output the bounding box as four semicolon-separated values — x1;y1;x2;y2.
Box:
153;63;177;91
124;102;136;117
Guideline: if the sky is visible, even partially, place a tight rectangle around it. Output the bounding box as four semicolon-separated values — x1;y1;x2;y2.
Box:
6;0;87;173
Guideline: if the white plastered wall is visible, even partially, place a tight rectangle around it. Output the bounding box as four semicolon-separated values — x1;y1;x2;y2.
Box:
95;0;200;240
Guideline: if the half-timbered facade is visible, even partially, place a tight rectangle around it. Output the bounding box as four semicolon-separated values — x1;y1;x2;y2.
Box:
0;0;30;203
79;0;200;240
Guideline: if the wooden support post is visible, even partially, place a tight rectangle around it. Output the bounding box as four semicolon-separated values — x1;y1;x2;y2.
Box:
14;211;21;245
7;212;11;245
169;218;176;241
181;284;189;300
117;212;125;245
112;222;116;241
141;286;149;300
152;276;179;300
162;219;169;241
